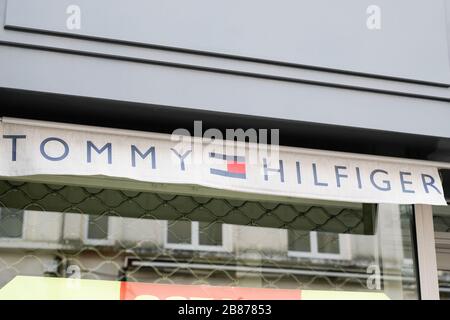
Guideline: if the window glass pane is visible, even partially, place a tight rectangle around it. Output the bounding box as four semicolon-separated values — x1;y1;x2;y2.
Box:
317;232;340;254
288;230;310;252
167;220;191;244
0;208;23;238
0;181;420;300
87;215;108;240
199;222;222;246
433;204;450;300
400;205;414;260
434;213;450;232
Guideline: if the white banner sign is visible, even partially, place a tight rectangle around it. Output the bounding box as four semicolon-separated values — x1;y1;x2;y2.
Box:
0;118;446;205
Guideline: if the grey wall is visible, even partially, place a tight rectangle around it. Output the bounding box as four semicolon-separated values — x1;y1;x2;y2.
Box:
0;0;450;141
5;0;450;85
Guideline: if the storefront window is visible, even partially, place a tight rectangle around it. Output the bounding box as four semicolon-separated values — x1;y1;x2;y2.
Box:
0;180;419;299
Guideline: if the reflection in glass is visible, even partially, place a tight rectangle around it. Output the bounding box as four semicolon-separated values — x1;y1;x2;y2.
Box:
87;215;109;240
433;205;450;300
0;181;420;299
288;230;310;252
0;208;23;239
317;232;340;254
199;222;222;246
167;220;191;244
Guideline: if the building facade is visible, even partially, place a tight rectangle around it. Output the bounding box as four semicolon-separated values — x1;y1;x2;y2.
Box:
0;0;450;300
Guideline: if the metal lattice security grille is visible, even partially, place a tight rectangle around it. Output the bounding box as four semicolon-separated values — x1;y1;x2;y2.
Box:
0;179;416;297
0;180;371;234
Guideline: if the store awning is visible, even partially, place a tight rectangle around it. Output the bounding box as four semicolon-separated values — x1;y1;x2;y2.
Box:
0;117;446;205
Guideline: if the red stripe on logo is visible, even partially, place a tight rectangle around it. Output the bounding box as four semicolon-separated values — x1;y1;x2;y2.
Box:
227;161;246;174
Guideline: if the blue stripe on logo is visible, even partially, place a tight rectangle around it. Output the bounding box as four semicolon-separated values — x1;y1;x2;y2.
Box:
209;152;245;162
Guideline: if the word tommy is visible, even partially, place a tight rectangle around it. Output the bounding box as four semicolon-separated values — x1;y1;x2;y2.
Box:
2;134;442;195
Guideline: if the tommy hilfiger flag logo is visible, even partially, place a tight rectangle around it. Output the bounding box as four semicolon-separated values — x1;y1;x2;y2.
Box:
209;152;246;179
